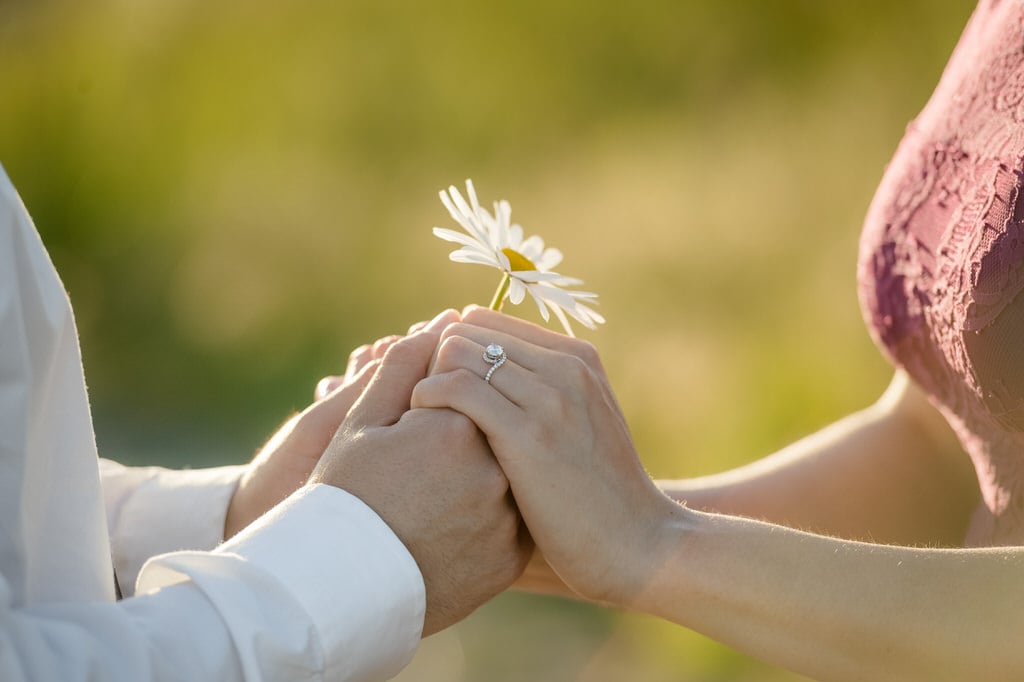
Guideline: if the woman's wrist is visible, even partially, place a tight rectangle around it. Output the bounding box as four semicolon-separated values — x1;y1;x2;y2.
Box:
600;492;696;612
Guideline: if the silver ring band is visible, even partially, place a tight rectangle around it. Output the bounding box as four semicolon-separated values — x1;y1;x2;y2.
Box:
483;343;507;384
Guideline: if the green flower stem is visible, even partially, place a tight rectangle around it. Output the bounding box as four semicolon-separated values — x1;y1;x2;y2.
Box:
489;273;510;311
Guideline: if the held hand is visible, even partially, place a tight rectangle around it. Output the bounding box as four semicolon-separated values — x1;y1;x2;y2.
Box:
313;315;438;401
224;314;453;540
310;314;530;636
411;311;683;606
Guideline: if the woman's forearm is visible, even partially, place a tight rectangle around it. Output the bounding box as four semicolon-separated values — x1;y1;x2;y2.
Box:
517;394;976;600
633;505;1024;681
659;374;978;546
417;313;1005;679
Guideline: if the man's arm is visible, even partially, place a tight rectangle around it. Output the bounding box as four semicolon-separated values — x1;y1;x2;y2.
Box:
100;459;244;597
13;313;524;681
101;329;406;595
1;483;425;682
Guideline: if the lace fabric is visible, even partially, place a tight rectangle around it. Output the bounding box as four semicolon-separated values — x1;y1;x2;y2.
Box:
857;0;1024;545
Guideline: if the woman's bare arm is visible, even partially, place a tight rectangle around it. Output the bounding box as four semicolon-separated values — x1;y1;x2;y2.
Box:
630;505;1024;682
414;310;1017;679
660;371;979;546
517;371;979;598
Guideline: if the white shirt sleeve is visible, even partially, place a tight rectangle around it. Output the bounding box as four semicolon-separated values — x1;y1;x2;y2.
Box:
0;164;427;681
0;484;426;682
99;458;245;596
141;484;427;681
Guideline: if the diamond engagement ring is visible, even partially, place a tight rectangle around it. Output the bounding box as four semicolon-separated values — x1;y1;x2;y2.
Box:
483;343;507;384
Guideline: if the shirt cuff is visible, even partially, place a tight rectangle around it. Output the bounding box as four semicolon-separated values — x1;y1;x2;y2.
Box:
138;483;426;682
104;463;244;596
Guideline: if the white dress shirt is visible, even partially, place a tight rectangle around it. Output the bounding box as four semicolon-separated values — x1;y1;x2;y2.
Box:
0;164;426;681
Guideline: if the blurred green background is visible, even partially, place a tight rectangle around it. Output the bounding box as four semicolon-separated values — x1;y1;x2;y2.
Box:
0;1;975;679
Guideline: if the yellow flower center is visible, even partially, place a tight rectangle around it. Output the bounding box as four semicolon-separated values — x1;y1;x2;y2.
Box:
502;247;536;272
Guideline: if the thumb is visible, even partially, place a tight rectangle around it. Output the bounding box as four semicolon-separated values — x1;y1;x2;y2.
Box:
300;358;381;446
345;310;458;428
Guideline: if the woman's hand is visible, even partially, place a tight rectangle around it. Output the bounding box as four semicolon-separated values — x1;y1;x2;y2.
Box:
411;307;683;605
224;310;461;539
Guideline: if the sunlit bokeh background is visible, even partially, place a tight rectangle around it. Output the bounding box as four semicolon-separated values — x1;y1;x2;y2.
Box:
1;1;976;679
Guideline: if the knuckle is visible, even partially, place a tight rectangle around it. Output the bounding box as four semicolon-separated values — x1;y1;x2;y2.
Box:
382;338;415;363
438;405;479;440
431;340;457;374
566;353;591;383
438;321;471;343
461;307;489;325
347;344;372;366
353;357;383;382
315;375;340;397
443;367;480;396
383;333;430;365
372;335;398;355
408;376;434;409
573;340;601;368
434;335;476;373
555;354;600;398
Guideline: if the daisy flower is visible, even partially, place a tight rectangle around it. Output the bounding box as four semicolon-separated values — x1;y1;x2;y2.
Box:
432;179;604;336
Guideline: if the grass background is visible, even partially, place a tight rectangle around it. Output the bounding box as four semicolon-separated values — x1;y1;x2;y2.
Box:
1;1;976;679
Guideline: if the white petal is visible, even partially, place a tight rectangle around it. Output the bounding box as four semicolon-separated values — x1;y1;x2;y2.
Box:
531;282;577;310
534;282;603;331
535;247;563;271
439;190;469;228
439;190;487;245
493;201;512;246
440;187;467;221
449;186;476;225
461;243;503;262
450;250;502;268
513;270;564;283
494;200;511;226
465;179;481;216
526;286;551;322
432;227;486;249
558;296;601;330
480;206;502;246
576;303;605;325
508;223;523;249
508;277;527;305
549;304;575;337
519;235;545;261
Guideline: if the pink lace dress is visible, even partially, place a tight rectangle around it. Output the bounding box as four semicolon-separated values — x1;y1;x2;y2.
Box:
858;0;1024;545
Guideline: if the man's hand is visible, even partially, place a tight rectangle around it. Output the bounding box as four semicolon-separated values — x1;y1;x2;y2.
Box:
224;314;447;540
310;316;530;636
